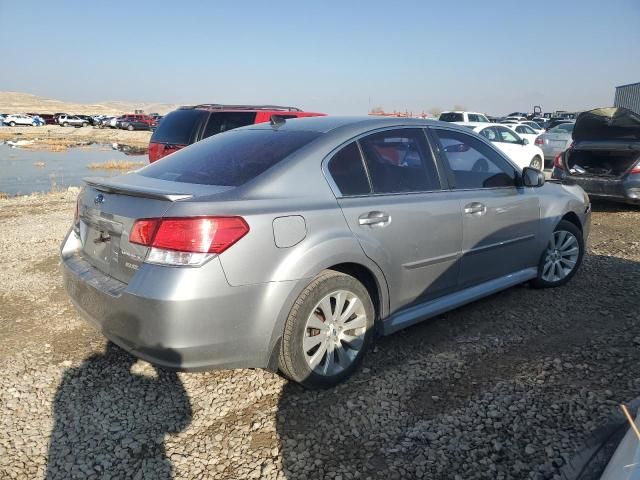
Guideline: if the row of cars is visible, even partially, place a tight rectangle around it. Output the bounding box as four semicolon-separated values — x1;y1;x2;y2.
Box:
0;112;162;131
147;104;639;206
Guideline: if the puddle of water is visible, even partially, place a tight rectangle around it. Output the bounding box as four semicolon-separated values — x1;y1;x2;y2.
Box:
0;143;149;196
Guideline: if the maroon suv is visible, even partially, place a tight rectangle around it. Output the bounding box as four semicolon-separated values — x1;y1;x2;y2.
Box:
148;104;325;162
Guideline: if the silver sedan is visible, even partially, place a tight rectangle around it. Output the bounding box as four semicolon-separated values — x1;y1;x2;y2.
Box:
536;122;575;167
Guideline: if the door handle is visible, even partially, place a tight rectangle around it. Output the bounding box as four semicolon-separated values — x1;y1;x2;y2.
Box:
358;211;391;227
464;202;487;216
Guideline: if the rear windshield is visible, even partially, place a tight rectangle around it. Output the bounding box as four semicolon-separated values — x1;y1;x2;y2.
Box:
550;123;574;133
150;109;208;145
139;129;322;186
439;112;464;122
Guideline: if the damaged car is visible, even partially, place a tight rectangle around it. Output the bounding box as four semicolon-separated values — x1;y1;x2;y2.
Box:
552;107;640;206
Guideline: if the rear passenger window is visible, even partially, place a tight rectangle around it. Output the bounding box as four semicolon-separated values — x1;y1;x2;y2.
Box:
359;129;440;194
203;112;257;138
328;143;370;196
433;128;517;189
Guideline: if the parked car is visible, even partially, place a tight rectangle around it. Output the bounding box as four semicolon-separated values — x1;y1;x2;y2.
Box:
552;107;640;206
148;104;325;162
61;116;590;388
3;114;39;126
439;111;489;123
505;123;542;146
456;122;545;170
535;122;575;167
117;114;154;130
119;119;152;131
58;115;89;127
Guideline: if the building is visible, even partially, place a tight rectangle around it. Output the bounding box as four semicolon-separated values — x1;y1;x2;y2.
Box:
614;82;640;113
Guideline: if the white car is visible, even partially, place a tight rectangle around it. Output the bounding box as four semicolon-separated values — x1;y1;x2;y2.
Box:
3;114;38;127
57;115;89;127
455;122;544;170
504;123;541;145
439;111;490;123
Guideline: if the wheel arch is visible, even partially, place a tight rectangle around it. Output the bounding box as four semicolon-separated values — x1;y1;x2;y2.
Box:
560;211;583;232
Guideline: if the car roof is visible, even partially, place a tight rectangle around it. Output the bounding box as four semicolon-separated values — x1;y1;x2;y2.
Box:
440;111;486;115
244;115;453;134
452;121;493;130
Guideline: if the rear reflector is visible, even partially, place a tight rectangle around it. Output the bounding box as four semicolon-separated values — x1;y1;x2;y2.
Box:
130;217;249;254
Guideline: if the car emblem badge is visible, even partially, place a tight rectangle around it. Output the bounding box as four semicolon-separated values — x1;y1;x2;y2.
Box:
94;193;105;205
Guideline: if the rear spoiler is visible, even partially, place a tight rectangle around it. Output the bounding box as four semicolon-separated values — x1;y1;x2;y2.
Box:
84;178;193;202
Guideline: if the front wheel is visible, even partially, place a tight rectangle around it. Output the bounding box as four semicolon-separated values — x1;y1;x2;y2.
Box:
531;220;584;288
63;122;68;127
82;122;88;127
530;155;543;170
279;270;374;389
9;121;15;127
127;124;134;131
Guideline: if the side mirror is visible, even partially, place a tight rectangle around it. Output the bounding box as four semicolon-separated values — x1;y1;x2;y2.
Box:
522;166;545;187
521;138;529;145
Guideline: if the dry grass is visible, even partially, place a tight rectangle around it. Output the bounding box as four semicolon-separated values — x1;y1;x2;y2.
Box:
87;160;145;171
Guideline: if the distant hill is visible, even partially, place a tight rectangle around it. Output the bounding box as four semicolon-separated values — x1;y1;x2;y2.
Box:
0;92;180;115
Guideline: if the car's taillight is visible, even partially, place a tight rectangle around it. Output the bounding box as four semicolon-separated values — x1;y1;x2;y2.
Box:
553;153;564;170
74;195;80;224
631;161;640;175
130;217;249;266
534;136;544;146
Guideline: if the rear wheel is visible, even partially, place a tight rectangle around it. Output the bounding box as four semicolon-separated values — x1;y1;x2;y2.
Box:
63;122;68;127
127;124;134;131
279;270;374;389
530;155;543;170
531;220;584;288
9;121;15;127
82;122;88;127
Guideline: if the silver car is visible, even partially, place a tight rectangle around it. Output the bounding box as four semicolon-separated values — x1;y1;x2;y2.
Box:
61;117;591;388
536;122;575;167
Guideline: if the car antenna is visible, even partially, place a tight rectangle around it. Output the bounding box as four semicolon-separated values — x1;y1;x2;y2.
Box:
270;115;286;127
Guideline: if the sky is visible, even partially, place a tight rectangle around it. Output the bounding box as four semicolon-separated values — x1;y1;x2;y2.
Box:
1;0;639;116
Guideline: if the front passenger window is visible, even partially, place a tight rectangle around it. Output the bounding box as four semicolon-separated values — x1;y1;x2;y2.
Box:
433;128;517;189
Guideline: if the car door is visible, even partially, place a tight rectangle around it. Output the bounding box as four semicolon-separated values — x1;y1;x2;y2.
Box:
430;126;540;288
326;128;462;314
493;125;530;168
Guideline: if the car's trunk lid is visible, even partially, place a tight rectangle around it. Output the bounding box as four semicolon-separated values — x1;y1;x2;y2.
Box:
77;174;233;283
564;107;640;179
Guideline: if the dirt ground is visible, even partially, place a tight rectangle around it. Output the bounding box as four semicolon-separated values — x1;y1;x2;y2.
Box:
0;192;639;479
0;126;152;149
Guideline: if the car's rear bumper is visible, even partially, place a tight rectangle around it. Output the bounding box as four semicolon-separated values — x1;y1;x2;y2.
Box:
60;229;302;371
551;169;640;205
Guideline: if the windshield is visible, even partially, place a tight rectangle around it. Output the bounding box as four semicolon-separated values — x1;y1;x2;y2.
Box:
140;129;322;186
439;112;464;122
550;123;574;133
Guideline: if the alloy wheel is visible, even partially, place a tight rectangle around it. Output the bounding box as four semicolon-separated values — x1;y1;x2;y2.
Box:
530;156;543;170
303;290;367;376
541;230;579;282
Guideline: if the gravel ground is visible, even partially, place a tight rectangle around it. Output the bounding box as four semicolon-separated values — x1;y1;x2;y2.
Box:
0;192;638;479
0;126;151;148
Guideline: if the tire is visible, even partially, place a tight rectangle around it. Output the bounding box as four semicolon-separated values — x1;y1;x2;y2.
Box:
63;122;68;127
279;270;375;389
127;124;134;131
531;219;584;288
82;122;88;128
9;121;15;127
530;155;543;170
